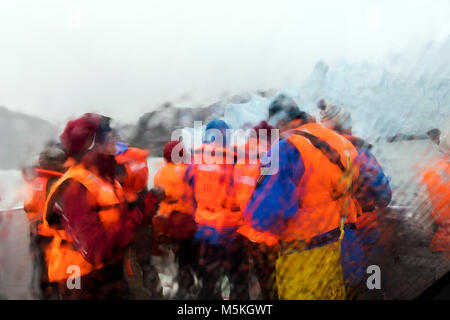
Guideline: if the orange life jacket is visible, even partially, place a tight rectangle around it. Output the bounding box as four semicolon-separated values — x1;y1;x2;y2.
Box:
233;138;279;246
235;161;279;245
233;162;260;212
153;162;194;217
233;134;271;211
39;164;125;282
281;122;360;243
24;169;63;223
192;143;242;229
421;157;450;252
115;147;149;202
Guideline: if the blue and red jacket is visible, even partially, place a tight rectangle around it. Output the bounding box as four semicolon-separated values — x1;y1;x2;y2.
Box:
244;132;390;287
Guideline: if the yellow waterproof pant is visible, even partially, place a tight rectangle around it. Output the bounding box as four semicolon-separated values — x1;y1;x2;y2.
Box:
276;241;346;300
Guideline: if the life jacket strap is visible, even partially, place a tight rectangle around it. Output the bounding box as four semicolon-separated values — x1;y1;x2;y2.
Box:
290;130;347;172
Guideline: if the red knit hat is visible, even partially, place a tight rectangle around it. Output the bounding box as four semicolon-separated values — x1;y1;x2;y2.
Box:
163;141;183;163
60;113;102;157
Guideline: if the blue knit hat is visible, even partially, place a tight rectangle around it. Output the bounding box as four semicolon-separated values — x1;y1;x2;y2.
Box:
204;119;230;144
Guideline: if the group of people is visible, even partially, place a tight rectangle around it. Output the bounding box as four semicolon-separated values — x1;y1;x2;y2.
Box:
24;114;158;299
21;93;448;300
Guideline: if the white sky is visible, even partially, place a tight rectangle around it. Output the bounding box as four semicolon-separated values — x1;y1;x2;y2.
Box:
0;0;449;125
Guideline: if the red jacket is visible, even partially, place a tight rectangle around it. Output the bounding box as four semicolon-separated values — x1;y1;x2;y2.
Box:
52;178;143;266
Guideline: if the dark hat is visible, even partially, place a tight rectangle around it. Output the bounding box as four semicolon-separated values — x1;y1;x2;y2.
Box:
60;113;111;157
268;94;305;122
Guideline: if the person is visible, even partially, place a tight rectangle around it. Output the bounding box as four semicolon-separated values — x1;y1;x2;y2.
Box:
427;128;441;146
245;94;362;300
37;113;151;299
152;140;197;299
115;141;149;204
421;118;450;256
317;99;352;134
234;121;279;299
24;141;67;224
318;99;392;298
113;140;164;299
185;119;250;300
23;141;67;299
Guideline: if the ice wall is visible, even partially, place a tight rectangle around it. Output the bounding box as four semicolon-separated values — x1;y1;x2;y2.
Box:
298;38;450;140
221;37;450;141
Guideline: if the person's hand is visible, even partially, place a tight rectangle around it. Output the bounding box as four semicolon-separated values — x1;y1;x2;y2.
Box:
149;186;165;202
143;187;165;224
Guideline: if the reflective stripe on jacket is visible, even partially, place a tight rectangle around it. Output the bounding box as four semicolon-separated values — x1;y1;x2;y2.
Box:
192;144;242;229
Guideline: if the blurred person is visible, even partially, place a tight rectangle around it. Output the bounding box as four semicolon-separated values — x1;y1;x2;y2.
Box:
114;141;163;299
317;99;352;135
427;128;441;146
421;118;450;257
245;94;362;300
115;141;149;205
185;119;250;300
37;113;152;299
318;99;392;231
152;140;197;299
235;121;279;299
234;121;273;212
24;141;67;223
318;99;392;299
23;141;67;298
